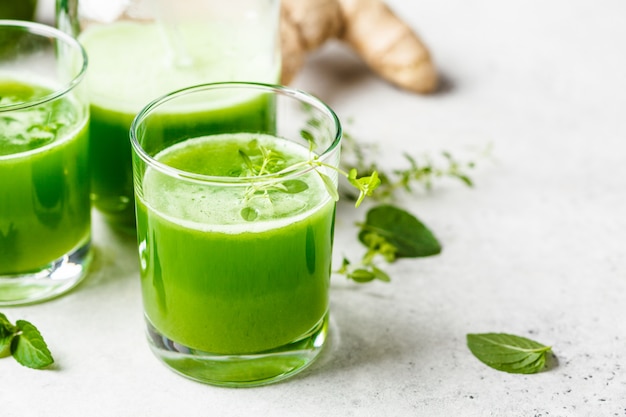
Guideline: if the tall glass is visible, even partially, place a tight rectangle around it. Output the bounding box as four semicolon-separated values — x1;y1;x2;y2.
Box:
56;0;281;233
0;21;91;306
131;82;341;387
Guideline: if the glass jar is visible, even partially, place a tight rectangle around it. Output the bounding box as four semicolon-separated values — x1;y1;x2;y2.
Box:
56;0;281;232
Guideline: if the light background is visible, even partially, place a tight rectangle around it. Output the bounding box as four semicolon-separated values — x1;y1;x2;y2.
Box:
5;0;626;415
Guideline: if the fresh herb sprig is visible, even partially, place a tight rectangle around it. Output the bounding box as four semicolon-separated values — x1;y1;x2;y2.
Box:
334;126;480;284
467;333;552;374
0;312;54;369
237;139;381;221
341;131;479;201
336;205;442;283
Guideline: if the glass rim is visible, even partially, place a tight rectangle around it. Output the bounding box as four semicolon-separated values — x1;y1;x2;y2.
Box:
130;82;343;185
0;20;88;112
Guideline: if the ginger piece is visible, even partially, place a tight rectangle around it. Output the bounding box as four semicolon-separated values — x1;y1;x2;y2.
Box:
280;0;438;94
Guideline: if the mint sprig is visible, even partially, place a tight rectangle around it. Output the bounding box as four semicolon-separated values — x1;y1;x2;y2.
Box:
0;313;54;369
332;125;476;284
337;205;441;283
466;333;552;374
358;205;441;258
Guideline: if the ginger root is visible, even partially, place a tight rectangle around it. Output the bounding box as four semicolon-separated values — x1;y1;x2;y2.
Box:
280;0;438;94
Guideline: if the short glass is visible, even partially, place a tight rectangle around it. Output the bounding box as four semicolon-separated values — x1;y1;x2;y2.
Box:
0;20;91;306
131;82;341;387
57;0;281;233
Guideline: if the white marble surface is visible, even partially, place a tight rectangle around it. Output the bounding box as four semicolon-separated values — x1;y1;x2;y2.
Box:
5;0;626;415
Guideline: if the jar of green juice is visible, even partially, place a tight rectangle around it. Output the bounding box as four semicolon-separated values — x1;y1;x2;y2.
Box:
0;0;38;20
56;0;281;233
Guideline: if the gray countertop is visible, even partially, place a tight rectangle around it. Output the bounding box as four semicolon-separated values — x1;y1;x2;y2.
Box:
5;0;626;415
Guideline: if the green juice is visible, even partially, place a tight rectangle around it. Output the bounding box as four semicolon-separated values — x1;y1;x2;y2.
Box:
136;134;335;354
0;79;90;274
79;21;280;229
0;0;37;21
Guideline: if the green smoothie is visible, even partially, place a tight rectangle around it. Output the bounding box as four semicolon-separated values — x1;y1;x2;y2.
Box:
136;133;335;354
79;21;280;230
0;79;90;274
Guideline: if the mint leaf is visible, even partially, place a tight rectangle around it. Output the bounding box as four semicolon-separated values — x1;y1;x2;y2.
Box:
240;206;258;222
0;312;16;333
358;205;441;258
0;313;16;357
281;179;309;194
11;320;54;369
466;333;552;374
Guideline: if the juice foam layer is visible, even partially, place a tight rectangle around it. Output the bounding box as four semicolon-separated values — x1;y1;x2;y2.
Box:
140;133;333;233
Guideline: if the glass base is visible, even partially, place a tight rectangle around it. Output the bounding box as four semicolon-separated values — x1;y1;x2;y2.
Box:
0;240;92;306
146;313;329;387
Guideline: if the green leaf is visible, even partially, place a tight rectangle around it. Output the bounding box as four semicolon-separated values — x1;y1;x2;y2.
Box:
358;205;441;258
457;174;474;187
362;232;398;263
466;333;552;374
348;169;381;207
300;129;315;143
0;313;17;357
348;269;377;283
336;257;350;274
317;172;339;201
281;179;309;194
240;206;259;222
11;320;54;369
238;149;255;174
0;313;16;333
371;265;391;282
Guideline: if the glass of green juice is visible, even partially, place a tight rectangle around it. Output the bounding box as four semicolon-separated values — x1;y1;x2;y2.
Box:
0;20;91;306
130;82;341;387
56;0;281;233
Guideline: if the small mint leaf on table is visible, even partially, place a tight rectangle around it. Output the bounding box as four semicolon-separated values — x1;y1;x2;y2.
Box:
0;313;16;357
11;320;54;369
358;205;441;258
0;312;16;333
466;333;552;374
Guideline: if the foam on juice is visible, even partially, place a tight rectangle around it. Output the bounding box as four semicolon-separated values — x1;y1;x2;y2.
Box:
140;133;334;234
